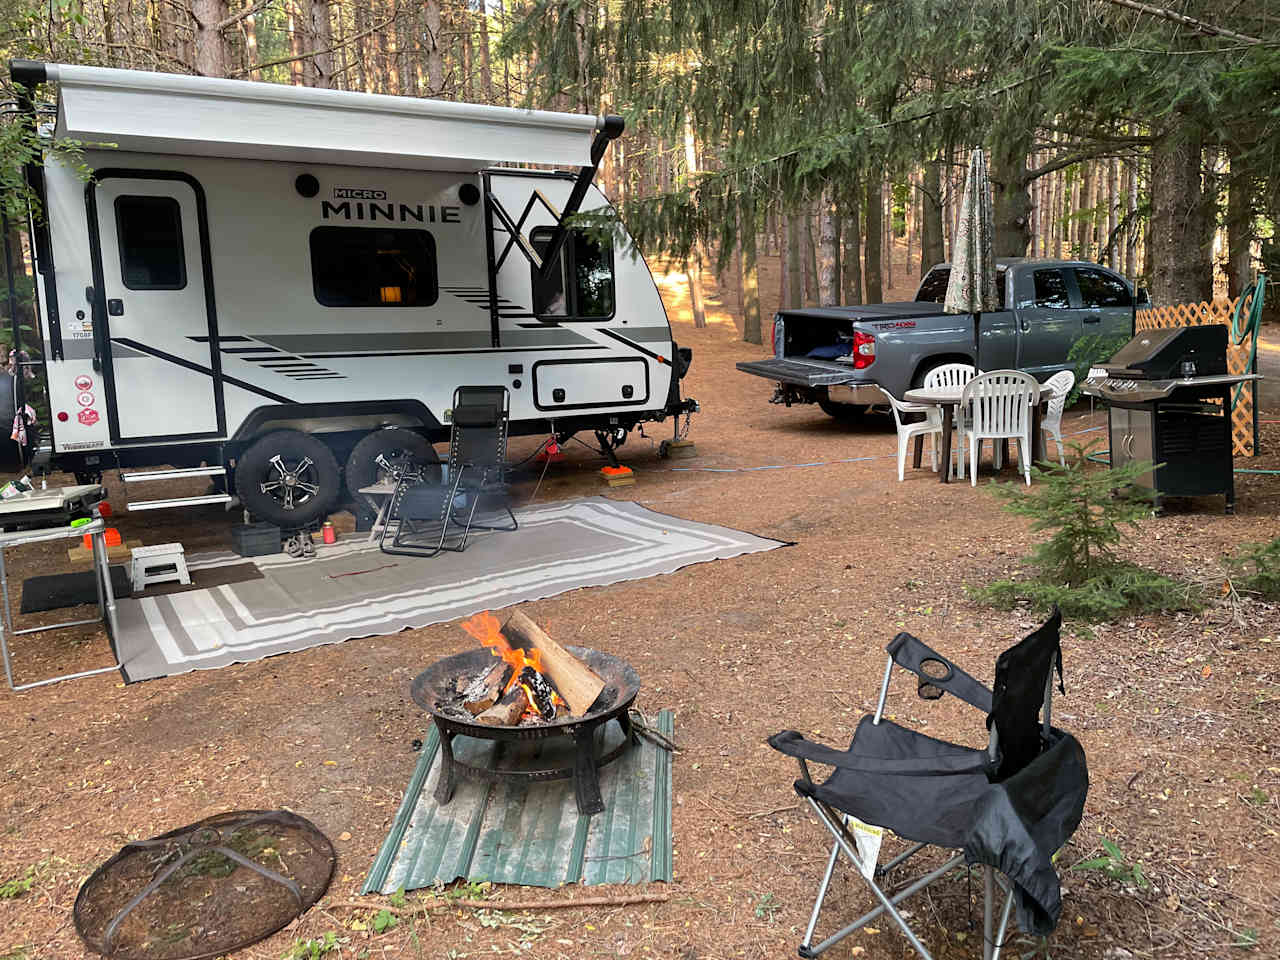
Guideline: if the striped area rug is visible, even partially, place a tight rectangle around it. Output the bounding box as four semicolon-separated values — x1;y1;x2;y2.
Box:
112;498;784;682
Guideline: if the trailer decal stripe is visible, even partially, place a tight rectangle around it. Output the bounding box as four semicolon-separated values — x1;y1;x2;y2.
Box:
112;337;294;404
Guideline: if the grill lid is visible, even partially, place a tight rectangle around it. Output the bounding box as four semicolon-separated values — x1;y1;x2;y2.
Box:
1100;324;1228;380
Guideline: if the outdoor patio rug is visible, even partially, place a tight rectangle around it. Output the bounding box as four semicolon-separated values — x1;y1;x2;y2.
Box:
112;497;784;682
20;566;133;613
363;709;674;893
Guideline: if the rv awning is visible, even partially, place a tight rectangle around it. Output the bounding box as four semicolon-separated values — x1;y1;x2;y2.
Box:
46;63;603;171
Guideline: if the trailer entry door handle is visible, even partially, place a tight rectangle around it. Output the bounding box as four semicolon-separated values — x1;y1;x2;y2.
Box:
107;299;124;316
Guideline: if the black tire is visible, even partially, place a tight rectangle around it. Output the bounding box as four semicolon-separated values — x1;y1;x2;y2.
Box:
344;427;442;512
235;429;341;529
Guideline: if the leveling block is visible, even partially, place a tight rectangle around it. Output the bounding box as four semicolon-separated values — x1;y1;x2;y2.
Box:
600;465;635;487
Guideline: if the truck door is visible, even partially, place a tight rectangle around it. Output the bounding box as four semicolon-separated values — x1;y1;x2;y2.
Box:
1014;266;1083;379
87;174;224;442
1070;266;1134;341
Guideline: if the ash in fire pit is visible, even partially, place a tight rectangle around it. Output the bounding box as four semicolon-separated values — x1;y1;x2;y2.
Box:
412;610;641;815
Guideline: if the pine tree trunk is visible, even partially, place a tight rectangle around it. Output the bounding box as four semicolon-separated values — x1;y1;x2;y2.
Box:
309;0;332;86
287;0;304;85
920;161;943;274
740;204;762;345
1226;151;1254;300
905;172;915;279
682;115;707;329
1050;164;1063;259
785;211;802;309
1126;154;1139;279
426;0;443;94
883;182;893;292
779;212;791;309
353;0;369;91
1149;120;1211;304
864;177;883;303
243;13;260;79
818;183;839;306
191;0;228;76
989;143;1032;257
841;183;862;305
803;212;817;305
477;0;493;101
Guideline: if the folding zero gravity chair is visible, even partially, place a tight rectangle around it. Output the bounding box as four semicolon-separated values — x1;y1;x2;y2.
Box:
380;386;518;557
768;608;1088;960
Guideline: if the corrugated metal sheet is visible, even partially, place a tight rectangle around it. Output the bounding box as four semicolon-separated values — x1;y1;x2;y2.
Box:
365;710;673;894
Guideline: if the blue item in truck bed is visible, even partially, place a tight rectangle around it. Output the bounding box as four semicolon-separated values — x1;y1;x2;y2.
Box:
807;343;852;360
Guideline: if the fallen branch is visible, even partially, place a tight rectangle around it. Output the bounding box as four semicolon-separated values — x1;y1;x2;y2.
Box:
326;892;670;914
1098;0;1264;45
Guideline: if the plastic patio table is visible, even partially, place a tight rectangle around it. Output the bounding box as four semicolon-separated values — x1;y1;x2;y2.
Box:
903;383;1050;484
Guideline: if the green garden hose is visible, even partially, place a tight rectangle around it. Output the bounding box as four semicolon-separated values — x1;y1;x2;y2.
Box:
1229;273;1266;410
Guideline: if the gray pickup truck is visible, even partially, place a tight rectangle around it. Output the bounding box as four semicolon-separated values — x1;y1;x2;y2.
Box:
738;258;1143;419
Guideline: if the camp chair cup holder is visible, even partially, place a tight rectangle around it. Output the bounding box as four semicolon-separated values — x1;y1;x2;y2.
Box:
770;608;1088;960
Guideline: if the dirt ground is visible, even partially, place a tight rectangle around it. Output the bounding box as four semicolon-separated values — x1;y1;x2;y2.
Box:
1;249;1278;960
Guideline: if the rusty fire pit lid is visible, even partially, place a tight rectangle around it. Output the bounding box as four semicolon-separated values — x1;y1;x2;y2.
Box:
73;810;335;960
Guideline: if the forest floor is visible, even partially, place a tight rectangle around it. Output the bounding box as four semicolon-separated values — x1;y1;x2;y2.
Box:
1;250;1278;960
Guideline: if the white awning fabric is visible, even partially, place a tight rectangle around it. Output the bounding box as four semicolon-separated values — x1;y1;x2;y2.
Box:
48;64;602;171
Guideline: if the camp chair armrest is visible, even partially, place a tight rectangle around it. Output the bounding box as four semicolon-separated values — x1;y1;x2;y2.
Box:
885;632;993;714
767;730;992;777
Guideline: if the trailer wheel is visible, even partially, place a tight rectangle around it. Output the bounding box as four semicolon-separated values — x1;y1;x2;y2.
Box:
235;429;341;529
344;427;442;513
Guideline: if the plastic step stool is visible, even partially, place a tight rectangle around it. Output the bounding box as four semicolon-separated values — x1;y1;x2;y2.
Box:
130;543;192;592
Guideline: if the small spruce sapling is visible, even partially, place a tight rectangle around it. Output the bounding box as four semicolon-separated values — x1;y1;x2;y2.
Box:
973;440;1198;623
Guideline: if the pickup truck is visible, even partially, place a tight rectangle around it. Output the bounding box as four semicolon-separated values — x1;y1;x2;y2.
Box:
737;258;1144;419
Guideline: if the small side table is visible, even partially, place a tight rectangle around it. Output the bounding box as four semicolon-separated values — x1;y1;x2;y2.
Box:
0;517;121;691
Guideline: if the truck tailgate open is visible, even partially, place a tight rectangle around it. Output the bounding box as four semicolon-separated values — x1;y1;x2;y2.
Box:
735;357;861;387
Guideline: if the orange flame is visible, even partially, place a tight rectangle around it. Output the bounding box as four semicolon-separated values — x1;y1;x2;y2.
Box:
460;611;565;715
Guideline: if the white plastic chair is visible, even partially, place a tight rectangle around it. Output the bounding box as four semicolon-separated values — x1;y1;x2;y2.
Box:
922;363;977;478
879;387;940;481
1041;370;1075;467
958;370;1040;486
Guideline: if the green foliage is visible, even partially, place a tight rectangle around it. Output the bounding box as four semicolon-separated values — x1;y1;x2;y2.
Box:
1071;838;1149;890
753;891;780;922
371;908;398;934
283;931;344;960
0;866;36;899
1066;334;1130;405
1226;538;1280;600
972;442;1199;624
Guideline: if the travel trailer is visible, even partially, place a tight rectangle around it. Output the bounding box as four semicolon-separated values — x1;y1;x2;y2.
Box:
6;60;696;526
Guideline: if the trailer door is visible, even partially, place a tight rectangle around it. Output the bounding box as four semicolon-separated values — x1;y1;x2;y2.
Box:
88;174;224;442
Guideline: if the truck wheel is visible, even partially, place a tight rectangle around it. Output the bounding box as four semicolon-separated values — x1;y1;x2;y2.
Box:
235;429;341;529
344;427;442;513
818;396;868;421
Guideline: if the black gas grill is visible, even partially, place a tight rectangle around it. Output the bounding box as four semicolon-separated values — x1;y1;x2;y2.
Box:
1081;324;1260;514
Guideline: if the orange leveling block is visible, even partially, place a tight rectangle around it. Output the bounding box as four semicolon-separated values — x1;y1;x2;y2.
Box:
600;465;635;487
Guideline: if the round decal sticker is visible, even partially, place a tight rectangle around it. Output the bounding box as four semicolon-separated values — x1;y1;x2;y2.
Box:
76;391;95;407
74;374;93;391
77;408;100;426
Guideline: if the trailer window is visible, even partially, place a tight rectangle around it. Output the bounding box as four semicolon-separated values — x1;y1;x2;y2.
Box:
309;226;438;307
115;195;187;290
530;227;615;319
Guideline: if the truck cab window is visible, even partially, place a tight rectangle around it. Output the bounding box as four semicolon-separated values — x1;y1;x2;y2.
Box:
115;195;187;290
1033;269;1070;309
915;265;1007;309
310;226;438;307
530;227;615;319
1074;267;1131;308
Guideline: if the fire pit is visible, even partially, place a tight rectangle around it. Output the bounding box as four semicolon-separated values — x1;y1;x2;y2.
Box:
411;643;640;815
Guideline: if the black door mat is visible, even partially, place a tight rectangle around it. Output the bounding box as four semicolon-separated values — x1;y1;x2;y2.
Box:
142;561;263;597
21;566;133;613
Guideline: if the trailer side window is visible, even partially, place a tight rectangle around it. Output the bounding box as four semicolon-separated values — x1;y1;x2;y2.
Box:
530;227;615;319
309;226;438;307
115;195;187;290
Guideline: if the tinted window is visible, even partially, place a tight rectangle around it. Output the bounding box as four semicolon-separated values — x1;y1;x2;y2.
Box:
115;195;186;290
1074;267;1132;308
309;226;438;307
531;227;615;318
1033;269;1070;309
914;266;1007;309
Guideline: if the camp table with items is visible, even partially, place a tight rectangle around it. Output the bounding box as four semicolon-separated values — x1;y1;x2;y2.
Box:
0;499;121;691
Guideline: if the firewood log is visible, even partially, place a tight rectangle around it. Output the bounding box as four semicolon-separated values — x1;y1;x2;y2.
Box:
461;661;514;715
501;611;605;717
475;686;529;726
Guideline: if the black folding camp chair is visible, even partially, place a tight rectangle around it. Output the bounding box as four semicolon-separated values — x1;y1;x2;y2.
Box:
769;609;1087;960
379;386;517;558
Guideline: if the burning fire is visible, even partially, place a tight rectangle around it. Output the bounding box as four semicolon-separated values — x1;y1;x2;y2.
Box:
461;611;565;718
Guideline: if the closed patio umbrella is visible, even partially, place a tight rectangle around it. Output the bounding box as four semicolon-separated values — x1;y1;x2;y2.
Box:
944;148;999;370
